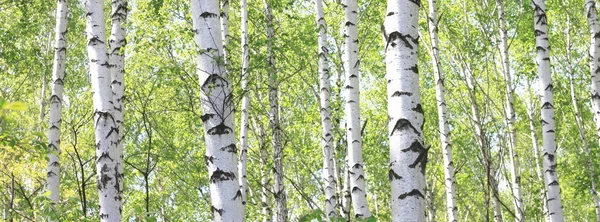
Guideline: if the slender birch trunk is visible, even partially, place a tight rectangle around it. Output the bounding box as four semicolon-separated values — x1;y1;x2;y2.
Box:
524;85;550;222
238;0;250;218
109;0;127;208
221;0;230;67
426;0;457;221
384;1;426;221
495;1;523;220
85;0;121;220
462;62;503;222
315;0;338;218
532;1;564;220
567;16;600;221
586;2;600;220
47;0;68;212
190;0;243;220
262;1;287;220
341;165;352;220
342;0;370;218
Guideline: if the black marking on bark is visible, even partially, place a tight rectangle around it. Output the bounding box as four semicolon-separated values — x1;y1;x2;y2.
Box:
100;213;109;219
211;206;224;216
352;163;363;169
201;74;226;89
534;30;546;37
391;119;420;136
544;152;555;162
545;84;553;91
389;169;402;180
547;129;555;133
210;168;236;183
542;102;554;109
541;119;549;125
406;65;418;74
345;21;356;27
88;36;104;46
50;161;59;167
232;190;243;200
409;146;429;174
548;181;559;186
200;12;218;18
47;171;57;177
536;46;546;52
594;93;600;100
97;152;113;162
220;143;237;153
398;189;425;199
351;186;363;193
386;31;418;51
105;127;118;139
392;91;413;97
408;0;421;6
207;122;233;135
412;104;424;114
402;140;426;153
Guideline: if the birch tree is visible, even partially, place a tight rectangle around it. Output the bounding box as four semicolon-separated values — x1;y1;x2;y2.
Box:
47;0;68;211
262;0;287;220
384;0;426;221
532;0;564;220
342;0;370;218
85;0;121;220
109;0;127;207
221;0;230;67
238;0;250;218
190;0;243;220
585;5;600;220
566;18;600;221
426;0;457;220
495;0;523;220
315;0;338;218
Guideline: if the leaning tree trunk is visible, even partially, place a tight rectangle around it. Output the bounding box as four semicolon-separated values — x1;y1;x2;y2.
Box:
47;0;68;213
342;0;370;218
109;0;127;207
495;1;523;220
262;0;287;221
426;0;457;221
238;0;250;218
315;0;339;218
384;0;426;221
532;0;564;220
567;16;600;221
190;0;243;220
85;0;121;220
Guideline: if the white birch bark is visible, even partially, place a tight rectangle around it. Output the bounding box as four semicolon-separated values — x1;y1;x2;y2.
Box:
426;1;457;221
384;1;426;221
190;0;243;220
238;0;249;218
315;0;338;218
262;1;287;220
585;2;600;220
342;0;370;218
220;0;230;67
524;88;550;222
341;165;352;220
109;0;126;208
47;0;68;210
532;0;564;220
85;0;121;220
567;17;600;220
495;1;523;220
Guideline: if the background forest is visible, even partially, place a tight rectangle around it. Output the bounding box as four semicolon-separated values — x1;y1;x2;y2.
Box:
1;0;600;221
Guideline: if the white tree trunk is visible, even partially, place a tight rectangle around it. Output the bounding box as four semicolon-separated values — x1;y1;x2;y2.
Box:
342;0;370;218
47;0;68;211
524;87;550;222
341;165;352;220
262;1;287;221
238;0;250;218
85;0;121;220
315;0;338;218
109;0;127;209
495;1;523;220
190;0;243;220
427;1;457;221
532;1;564;220
568;14;600;220
221;0;230;67
384;1;426;221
